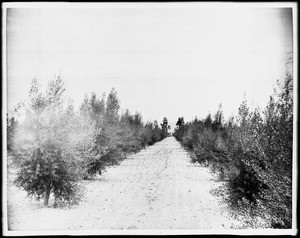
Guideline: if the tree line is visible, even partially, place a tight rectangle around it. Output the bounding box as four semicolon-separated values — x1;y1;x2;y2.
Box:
7;76;171;207
174;69;293;228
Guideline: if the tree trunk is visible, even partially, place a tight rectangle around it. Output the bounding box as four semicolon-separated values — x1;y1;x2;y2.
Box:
44;183;51;206
219;167;224;180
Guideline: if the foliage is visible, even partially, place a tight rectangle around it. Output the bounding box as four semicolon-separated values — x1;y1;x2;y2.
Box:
12;77;97;206
79;91;166;177
174;72;293;228
176;117;185;127
7;115;18;151
12;76;166;207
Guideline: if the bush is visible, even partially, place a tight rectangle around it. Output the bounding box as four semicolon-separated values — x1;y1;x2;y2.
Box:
10;77;173;208
78;90;166;177
13;90;58;205
12;77;99;206
174;72;293;228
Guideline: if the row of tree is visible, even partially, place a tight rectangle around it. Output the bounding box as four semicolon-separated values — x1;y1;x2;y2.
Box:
174;73;293;228
7;77;170;206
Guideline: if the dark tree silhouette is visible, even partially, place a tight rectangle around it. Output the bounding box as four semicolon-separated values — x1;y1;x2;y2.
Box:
161;117;170;138
176;117;185;128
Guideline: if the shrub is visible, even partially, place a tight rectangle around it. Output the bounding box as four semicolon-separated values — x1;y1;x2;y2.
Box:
174;70;293;228
12;77;97;206
78;90;166;177
11;77;172;208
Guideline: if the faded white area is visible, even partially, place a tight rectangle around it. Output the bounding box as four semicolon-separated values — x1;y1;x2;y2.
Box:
7;137;243;232
5;4;293;124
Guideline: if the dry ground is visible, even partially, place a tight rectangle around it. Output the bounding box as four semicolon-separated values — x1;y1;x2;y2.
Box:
6;136;244;232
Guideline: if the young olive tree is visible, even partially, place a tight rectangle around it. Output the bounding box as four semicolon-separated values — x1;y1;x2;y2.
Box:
12;76;96;206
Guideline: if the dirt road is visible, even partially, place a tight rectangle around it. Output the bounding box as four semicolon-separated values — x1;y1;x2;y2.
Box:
7;136;242;231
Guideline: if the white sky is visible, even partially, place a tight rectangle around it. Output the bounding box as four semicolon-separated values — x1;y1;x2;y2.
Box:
5;3;293;127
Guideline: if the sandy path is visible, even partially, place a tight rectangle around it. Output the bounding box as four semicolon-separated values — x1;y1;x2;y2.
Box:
7;136;242;231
